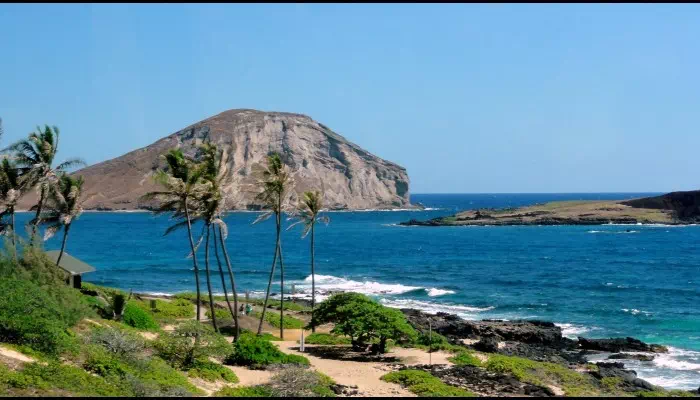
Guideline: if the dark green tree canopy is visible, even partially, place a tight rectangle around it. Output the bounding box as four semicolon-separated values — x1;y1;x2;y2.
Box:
309;292;417;353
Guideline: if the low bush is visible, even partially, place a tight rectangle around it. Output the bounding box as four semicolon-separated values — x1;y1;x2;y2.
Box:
224;333;309;368
485;354;599;396
0;278;88;356
302;333;351;345
267;366;336;397
251;311;305;329
131;298;195;322
448;351;482;367
154;321;232;368
215;385;275;397
88;327;145;358
381;369;474;397
122;302;159;331
187;359;239;383
3;361;128;396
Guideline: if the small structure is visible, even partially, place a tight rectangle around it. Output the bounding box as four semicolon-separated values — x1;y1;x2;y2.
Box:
45;250;96;289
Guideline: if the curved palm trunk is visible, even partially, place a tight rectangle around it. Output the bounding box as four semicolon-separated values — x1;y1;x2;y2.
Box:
31;187;46;243
310;222;316;333
218;224;240;341
213;227;236;338
278;211;285;340
204;225;218;332
56;224;70;267
257;219;280;335
10;208;16;261
184;199;202;321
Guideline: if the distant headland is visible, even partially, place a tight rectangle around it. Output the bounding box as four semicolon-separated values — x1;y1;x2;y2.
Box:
400;190;700;226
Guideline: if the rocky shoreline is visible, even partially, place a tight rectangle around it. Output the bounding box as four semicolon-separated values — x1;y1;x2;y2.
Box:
399;309;699;397
399;191;700;227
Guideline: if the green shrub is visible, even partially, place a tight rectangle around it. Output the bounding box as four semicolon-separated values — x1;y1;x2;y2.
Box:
310;293;417;353
485;354;600;396
187;359;239;383
224;332;309;368
207;307;233;322
267;366;336;397
215;385;275;397
136;357;201;395
129;298;195;322
154;321;232;368
251;311;305;329
448;351;482;367
0;278;87;355
83;345;133;377
302;333;351;345
381;370;474;397
122;302;159;330
88;326;145;357
6;361;128;396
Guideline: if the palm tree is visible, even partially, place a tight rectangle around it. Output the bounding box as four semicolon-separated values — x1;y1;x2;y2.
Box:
253;153;293;338
195;142;237;334
198;142;241;340
288;191;330;332
141;149;206;321
0;159;25;258
2;125;85;240
40;174;85;266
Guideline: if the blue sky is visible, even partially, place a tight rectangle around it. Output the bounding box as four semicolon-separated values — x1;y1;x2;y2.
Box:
1;4;699;193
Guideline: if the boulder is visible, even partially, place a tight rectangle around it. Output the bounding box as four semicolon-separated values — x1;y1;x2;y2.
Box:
607;353;655;362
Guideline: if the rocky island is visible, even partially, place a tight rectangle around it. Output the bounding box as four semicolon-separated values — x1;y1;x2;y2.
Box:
17;109;412;211
401;190;700;226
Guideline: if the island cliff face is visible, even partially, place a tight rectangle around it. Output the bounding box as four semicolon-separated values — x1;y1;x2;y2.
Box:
401;191;700;226
23;109;411;211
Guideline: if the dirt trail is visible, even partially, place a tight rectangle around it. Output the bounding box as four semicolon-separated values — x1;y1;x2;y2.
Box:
274;335;456;397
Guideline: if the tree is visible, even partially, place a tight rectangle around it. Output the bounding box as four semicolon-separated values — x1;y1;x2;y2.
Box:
2;125;85;240
40;173;85;266
0;159;24;258
198;142;240;340
253;153;293;338
288;191;329;332
140;149;206;321
309;293;417;354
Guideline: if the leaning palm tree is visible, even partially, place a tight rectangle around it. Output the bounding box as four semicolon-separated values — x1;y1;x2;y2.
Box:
0;158;25;258
2;125;85;240
195;142;238;334
40;173;85;266
253;152;293;338
140;149;207;321
288;190;330;332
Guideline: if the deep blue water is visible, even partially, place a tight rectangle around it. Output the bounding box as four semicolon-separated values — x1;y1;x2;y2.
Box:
23;193;700;389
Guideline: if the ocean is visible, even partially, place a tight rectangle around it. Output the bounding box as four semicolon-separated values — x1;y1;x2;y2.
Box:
26;193;700;390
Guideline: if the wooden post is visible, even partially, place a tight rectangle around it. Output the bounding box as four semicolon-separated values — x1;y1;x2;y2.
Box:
300;330;305;352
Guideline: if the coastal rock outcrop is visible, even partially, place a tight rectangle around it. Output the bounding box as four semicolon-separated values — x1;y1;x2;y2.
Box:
577;337;668;354
19;109;411;211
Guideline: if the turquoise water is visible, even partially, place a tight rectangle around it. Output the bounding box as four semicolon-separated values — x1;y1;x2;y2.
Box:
26;193;700;389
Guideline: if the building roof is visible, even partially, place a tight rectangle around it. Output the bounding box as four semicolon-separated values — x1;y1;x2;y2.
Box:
45;251;96;275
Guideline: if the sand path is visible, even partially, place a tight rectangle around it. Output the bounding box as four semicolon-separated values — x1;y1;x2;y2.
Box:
273;342;454;397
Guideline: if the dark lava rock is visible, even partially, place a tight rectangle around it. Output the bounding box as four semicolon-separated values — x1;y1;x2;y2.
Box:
498;341;585;364
592;362;658;393
401;309;568;347
474;336;499;353
578;337;668;353
409;364;555;397
608;353;655;362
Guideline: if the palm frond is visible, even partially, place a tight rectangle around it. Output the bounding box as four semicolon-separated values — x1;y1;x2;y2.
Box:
56;158;86;171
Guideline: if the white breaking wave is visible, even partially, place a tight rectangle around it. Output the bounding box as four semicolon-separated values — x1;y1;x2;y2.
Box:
555;323;597;338
292;274;456;299
427;288;456;297
379;298;494;320
622;308;653;316
653;347;700;371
